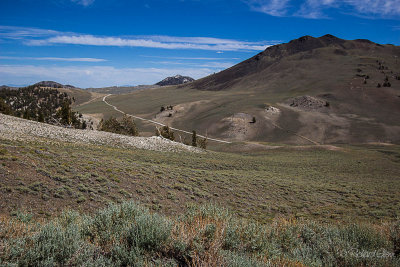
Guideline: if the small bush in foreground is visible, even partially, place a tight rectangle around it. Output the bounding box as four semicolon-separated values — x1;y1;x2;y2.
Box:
1;202;399;266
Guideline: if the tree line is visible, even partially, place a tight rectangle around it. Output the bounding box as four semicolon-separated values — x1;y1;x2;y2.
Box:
0;85;89;129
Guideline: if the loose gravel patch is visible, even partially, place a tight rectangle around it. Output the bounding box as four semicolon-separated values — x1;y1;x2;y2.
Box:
0;114;202;153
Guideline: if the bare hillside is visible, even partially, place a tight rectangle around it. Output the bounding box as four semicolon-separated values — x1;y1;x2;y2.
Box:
76;35;400;145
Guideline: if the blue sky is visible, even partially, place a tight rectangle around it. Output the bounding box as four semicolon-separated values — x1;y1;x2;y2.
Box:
1;0;399;88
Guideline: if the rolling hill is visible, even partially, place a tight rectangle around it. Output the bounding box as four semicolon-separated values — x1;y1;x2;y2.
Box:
76;34;400;145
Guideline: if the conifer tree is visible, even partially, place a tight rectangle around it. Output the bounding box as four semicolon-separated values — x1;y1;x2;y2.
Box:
38;110;45;122
192;130;197;147
0;97;12;115
121;115;138;136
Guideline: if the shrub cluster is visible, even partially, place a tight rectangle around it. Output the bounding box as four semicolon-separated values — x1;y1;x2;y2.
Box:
98;115;138;136
1;201;399;266
383;76;392;87
377;61;389;70
160;105;174;112
156;126;174;141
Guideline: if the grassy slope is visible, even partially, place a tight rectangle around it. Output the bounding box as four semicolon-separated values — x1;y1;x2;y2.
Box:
1;138;399;223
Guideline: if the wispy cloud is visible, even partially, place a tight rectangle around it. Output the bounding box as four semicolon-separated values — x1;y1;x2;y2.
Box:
244;0;291;17
347;0;400;17
244;0;400;19
71;0;95;7
0;56;106;62
0;25;274;52
0;64;215;88
143;35;267;45
140;55;240;60
295;0;337;19
146;60;235;69
0;25;60;39
28;34;271;51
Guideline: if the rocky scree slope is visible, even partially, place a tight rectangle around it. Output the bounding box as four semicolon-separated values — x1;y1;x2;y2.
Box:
0;113;201;153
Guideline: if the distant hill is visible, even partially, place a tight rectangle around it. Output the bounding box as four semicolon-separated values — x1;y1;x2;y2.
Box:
1;82;76;90
87;85;160;95
155;75;195;86
0;84;89;129
0;85;18;90
7;81;95;106
87;76;195;95
34;81;77;89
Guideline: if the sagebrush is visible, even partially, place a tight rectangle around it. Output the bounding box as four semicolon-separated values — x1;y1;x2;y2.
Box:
1;201;399;266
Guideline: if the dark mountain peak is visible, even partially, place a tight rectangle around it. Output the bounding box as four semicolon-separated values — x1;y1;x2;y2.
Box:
290;34;343;44
288;34;346;50
319;34;346;47
262;34;349;59
321;34;337;39
291;35;316;43
287;34;377;51
319;34;344;43
156;75;195;86
277;35;325;56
